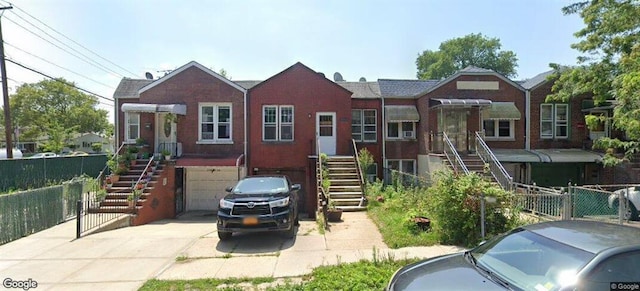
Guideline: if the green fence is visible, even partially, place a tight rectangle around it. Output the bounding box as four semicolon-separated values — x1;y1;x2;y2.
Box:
0;155;107;193
0;178;87;245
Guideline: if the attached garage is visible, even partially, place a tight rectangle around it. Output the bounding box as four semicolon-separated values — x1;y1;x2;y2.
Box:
185;167;241;211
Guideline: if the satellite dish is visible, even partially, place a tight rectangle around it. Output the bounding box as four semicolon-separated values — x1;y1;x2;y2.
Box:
359;77;367;82
333;72;344;82
145;72;154;80
317;72;325;78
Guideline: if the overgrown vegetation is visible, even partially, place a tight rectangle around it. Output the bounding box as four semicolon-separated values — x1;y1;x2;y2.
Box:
368;169;522;248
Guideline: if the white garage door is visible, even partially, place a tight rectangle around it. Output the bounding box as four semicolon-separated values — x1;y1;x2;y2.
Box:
186;167;239;211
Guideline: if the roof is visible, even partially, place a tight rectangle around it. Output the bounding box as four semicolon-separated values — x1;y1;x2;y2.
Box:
420;65;525;96
249;62;353;96
521;70;554;90
113;78;154;99
139;61;247;94
378;79;440;98
235;80;262;90
524;220;640;254
337;81;381;98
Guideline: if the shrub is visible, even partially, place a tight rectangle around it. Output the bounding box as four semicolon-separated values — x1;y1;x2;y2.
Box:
427;169;519;247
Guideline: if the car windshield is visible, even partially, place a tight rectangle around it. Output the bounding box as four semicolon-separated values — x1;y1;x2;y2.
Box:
232;177;288;194
472;229;595;291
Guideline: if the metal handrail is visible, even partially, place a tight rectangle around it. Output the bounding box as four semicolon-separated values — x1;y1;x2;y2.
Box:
442;132;469;175
474;131;513;191
130;157;155;207
351;139;366;187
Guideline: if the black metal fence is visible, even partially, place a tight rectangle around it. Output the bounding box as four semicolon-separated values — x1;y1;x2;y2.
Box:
0;155;107;193
0;178;86;245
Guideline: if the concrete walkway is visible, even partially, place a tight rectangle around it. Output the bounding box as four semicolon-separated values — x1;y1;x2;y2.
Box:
0;212;463;290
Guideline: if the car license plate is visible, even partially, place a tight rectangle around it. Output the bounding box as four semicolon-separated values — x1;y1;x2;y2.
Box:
243;217;258;225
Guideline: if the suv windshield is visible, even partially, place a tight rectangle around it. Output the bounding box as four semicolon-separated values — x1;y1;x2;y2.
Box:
472;229;595;290
232;177;288;194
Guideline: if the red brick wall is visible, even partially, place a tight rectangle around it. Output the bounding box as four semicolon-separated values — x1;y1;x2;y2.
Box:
418;74;526;151
132;162;176;225
529;81;588;149
137;66;245;157
383;99;421;159
247;63;353;171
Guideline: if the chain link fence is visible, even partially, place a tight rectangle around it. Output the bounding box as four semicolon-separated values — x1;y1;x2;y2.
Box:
0;155;107;193
0;178;87;245
383;168;431;189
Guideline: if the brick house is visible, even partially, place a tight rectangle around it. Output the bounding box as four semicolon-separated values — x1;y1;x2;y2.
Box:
114;61;248;216
111;61;630;223
246;62;354;214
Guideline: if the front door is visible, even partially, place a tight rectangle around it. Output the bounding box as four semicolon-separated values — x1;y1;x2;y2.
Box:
439;109;467;152
156;113;177;155
317;112;336;155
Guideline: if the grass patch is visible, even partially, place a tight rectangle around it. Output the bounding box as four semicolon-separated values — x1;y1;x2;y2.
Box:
368;201;439;248
141;256;419;291
175;255;188;262
140;277;274;291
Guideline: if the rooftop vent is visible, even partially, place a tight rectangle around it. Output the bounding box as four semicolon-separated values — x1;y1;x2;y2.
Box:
334;72;344;82
359;77;367;82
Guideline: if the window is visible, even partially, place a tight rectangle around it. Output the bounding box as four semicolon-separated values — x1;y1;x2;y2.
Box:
386;159;416;175
263;105;294;141
125;112;139;143
365;163;378;182
483;120;514;139
387;122;415;139
541;104;569;139
199;103;232;142
352;109;377;142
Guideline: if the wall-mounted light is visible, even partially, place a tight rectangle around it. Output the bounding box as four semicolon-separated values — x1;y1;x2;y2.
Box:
145;123;152;131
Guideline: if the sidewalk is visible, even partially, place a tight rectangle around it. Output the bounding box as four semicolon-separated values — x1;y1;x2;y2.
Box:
0;212;463;290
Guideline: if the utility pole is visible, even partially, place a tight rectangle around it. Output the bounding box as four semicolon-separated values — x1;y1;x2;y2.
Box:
0;5;13;158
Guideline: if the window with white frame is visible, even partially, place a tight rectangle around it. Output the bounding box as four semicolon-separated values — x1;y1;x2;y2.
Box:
263;105;294;141
386;159;415;175
387;122;415;139
352;109;377;142
199;103;232;142
483;120;514;139
125;112;140;142
541;104;569;139
365;163;378;182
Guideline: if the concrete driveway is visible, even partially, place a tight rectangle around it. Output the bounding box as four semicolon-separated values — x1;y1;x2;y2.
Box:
0;212;462;290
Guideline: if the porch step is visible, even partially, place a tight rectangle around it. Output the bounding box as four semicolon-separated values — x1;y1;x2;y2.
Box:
335;205;368;212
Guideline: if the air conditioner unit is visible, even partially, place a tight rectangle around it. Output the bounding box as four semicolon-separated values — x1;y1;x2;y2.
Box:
403;131;414;138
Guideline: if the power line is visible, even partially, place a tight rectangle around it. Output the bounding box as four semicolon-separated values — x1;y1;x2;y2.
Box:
5;41;115;89
6;58;114;102
4;15;126;79
3;2;138;78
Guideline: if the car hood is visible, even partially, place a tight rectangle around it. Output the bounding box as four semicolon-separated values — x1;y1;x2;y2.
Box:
388;253;505;291
223;193;289;202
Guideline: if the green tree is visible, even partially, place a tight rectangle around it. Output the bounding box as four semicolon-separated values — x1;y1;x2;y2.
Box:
4;79;110;142
548;0;640;166
416;33;518;79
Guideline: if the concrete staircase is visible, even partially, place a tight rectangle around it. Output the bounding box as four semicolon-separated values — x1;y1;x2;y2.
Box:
450;154;498;184
325;156;367;211
90;159;163;214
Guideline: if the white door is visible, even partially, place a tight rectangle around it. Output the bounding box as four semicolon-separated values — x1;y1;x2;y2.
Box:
317;112;336;155
156;113;177;154
186;167;238;211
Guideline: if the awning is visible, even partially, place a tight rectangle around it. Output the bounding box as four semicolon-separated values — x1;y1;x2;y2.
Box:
430;98;492;107
483;102;521;120
121;103;187;115
581;100;617;112
385;106;420;122
533;149;603;163
492;149;542;163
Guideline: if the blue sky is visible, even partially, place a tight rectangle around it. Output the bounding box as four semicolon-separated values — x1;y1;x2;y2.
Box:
2;0;584;119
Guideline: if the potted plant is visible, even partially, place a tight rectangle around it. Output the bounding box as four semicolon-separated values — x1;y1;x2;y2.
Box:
128;189;142;208
135;138;146;147
104;176;113;189
161;149;171;161
106;158;122;182
326;199;343;222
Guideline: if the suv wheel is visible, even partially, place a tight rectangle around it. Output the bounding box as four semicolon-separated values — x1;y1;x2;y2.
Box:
218;231;232;240
284;224;296;239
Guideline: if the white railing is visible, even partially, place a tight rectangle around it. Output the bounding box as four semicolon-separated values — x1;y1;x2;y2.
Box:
442;132;469;175
474;131;513;191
